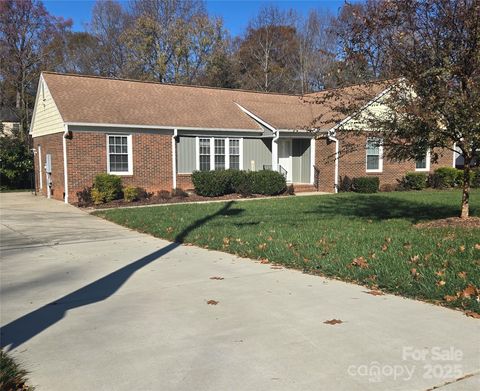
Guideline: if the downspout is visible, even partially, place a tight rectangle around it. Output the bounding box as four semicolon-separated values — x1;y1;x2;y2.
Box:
63;124;69;203
172;128;178;190
327;132;339;193
272;130;280;170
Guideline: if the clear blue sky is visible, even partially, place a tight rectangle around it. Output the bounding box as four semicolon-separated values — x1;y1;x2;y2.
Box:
43;0;347;36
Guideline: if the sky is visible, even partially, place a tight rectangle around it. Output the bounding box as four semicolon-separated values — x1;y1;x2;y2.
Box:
43;0;347;36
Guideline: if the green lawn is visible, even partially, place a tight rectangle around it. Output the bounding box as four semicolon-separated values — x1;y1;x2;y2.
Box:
95;190;480;313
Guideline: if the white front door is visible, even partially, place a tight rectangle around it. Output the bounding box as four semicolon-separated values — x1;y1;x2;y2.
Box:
278;139;292;182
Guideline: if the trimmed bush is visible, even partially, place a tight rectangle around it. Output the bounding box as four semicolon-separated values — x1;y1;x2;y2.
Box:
192;169;285;197
76;187;92;206
352;177;379;193
93;173;122;202
399;172;428;190
123;186;139;202
430;167;460;188
472;168;480;188
251;170;286;195
91;188;104;205
192;170;231;196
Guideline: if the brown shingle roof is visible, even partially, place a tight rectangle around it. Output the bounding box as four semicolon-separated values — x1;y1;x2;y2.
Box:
42;72;391;131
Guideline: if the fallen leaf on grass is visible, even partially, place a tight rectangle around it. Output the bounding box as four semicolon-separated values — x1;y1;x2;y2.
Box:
403;242;412;249
444;295;458;302
258;243;267;251
410;268;420;279
209;276;224;280
364;290;384;296
435;270;445;277
207;300;219;305
465;310;480;319
166;226;174;234
410;255;420;264
458;272;467;279
260;258;269;264
459;285;477;299
381;244;389;252
436;280;446;287
459;245;465;253
351;256;369;269
324;319;343;325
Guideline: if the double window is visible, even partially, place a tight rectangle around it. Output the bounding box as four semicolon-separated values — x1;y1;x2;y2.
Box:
366;138;383;172
197;137;242;171
107;134;132;175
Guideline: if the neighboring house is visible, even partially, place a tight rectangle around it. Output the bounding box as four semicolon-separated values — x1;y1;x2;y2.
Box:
30;72;455;203
0;107;20;137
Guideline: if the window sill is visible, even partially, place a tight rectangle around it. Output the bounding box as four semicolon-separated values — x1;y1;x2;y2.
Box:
415;168;429;172
107;172;133;176
366;170;383;174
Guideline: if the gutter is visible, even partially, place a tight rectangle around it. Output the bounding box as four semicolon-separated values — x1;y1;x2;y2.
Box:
172;128;178;189
327;131;339;193
63;124;69;203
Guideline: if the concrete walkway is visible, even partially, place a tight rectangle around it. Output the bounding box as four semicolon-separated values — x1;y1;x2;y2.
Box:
1;192;479;391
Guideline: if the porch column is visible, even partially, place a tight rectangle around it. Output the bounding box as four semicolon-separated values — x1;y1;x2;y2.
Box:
272;133;279;171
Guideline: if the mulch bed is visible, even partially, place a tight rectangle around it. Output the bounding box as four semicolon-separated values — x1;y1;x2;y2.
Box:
415;216;480;229
78;192;290;210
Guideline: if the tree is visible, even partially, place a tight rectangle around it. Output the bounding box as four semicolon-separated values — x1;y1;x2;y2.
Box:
295;9;337;93
121;0;224;83
90;0;130;77
0;0;71;139
235;5;300;93
313;0;480;219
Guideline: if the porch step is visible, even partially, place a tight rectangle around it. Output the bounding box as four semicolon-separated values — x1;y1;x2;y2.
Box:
292;184;318;193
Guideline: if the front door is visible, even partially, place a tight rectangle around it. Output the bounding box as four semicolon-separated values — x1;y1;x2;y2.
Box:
278;139;292;182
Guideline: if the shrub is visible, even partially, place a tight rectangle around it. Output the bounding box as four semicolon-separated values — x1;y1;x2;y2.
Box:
251;170;286;195
192;170;231;196
76;187;92;206
339;176;353;192
0;350;34;391
430;167;460;188
123;185;139;202
157;190;171;199
93;173;122;202
399;172;428;190
352;177;379;193
472;168;480;188
171;188;188;198
230;170;253;196
91;188;104;205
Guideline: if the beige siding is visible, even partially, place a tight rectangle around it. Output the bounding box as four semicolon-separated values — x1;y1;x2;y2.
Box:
30;76;64;137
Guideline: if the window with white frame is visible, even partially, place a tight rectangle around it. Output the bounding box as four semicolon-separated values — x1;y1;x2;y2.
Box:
199;138;211;171
229;139;240;170
366;138;383;172
107;135;132;175
197;137;242;171
415;150;430;171
214;139;225;170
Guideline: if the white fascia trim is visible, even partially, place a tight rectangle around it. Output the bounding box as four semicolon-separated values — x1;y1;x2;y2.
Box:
29;75;45;135
63;124;69;203
65;122;260;133
234;103;277;133
310;138;316;185
326;85;395;134
172;129;178;189
106;134;133;176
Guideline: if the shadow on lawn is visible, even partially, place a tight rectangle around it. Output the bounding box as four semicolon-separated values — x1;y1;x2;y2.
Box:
306;194;470;223
0;201;242;350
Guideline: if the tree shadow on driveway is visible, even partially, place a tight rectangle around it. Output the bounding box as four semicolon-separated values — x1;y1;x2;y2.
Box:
1;201;242;350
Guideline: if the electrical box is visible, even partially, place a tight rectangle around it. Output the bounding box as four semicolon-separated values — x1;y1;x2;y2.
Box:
45;154;52;173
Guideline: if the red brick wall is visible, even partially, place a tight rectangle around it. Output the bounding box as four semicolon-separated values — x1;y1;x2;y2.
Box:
315;133;454;192
33;133;65;201
66;131;173;202
314;137;337;193
176;174;194;191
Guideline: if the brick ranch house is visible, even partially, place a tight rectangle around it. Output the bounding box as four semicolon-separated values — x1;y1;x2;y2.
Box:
30;72;456;204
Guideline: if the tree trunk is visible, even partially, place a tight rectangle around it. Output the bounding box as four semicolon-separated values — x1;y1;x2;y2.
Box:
460;163;471;219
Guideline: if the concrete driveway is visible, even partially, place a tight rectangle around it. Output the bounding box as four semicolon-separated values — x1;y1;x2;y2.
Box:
1;192;479;391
